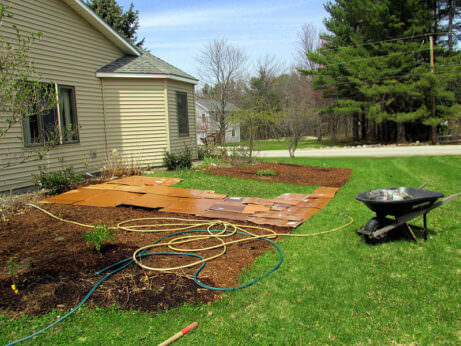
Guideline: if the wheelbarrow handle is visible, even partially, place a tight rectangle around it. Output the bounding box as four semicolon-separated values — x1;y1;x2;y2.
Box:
417;183;428;189
440;193;461;204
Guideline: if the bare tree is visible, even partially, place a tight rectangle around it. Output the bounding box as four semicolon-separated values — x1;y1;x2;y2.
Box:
276;72;319;158
296;23;321;71
197;39;247;145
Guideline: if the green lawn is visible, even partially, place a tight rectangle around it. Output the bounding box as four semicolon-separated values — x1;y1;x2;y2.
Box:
224;138;349;150
1;156;460;344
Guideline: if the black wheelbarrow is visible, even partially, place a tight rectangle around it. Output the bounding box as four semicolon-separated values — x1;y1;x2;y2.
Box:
355;186;460;242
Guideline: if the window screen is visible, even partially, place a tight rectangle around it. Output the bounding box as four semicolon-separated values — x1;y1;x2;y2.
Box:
176;92;189;136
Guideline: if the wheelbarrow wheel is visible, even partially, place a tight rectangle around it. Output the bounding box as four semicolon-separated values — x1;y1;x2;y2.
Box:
363;217;391;244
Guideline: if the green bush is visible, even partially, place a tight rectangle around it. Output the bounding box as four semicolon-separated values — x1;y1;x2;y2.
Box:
34;167;84;195
256;169;277;176
197;145;206;160
82;223;115;251
163;147;192;170
197;143;222;160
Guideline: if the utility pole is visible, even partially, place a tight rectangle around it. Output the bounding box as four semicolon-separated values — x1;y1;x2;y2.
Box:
430;36;435;72
430;35;436;144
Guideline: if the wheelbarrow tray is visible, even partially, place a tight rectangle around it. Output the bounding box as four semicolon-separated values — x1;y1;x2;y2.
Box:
355;187;444;217
356;187;459;242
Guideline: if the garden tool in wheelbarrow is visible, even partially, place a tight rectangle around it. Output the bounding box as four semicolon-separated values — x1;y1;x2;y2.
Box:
355;185;460;242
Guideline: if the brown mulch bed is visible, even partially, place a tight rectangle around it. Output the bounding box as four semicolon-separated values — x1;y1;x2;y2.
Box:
204;163;352;187
0;204;287;316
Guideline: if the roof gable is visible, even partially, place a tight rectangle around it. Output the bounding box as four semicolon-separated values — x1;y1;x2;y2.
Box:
62;0;140;56
196;98;237;112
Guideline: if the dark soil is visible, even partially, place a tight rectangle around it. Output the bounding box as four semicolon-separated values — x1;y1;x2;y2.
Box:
205;163;352;187
0;204;287;316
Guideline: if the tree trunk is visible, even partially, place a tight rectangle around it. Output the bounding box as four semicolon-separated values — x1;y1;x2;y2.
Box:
360;113;367;141
353;113;359;141
248;123;254;161
396;122;406;143
317;118;323;141
447;0;455;52
331;116;337;141
431;126;437;145
371;120;377;140
289;137;299;158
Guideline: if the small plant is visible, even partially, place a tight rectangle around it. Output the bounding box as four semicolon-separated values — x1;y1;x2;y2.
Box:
142;274;151;289
82;223;115;251
222;146;251;166
7;257;19;294
100;149;143;178
256;169;277;176
197;143;221;160
163;146;192;170
34;167;84;195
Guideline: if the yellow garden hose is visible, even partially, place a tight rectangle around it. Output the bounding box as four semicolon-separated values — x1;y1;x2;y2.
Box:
8;204;353;345
27;203;353;273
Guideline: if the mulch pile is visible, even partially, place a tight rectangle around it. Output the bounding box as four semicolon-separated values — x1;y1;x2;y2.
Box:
0;163;352;317
204;163;352;187
0;205;287;316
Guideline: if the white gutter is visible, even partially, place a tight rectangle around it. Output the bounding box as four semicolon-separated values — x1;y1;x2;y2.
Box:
63;0;140;56
95;72;198;85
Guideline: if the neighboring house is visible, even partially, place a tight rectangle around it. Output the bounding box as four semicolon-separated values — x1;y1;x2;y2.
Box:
0;0;198;193
195;98;240;144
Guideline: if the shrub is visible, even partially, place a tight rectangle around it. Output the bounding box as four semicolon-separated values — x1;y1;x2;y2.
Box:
223;146;251;166
163;147;192;170
82;223;115;251
197;143;223;160
100;149;143;178
256;169;277;176
34;167;84;195
197;145;206;160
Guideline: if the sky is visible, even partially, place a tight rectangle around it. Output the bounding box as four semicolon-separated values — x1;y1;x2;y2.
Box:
116;0;328;80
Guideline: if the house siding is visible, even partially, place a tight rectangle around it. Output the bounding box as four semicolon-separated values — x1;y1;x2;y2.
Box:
194;102;240;144
225;125;241;143
101;78;169;167
0;0;124;192
167;81;197;158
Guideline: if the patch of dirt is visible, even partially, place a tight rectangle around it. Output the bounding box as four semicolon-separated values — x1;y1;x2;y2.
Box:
204;163;352;187
0;204;287;316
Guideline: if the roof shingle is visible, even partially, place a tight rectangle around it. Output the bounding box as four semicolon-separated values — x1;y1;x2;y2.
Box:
98;52;197;81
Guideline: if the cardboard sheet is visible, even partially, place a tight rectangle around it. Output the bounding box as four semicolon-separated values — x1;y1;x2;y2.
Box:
159;198;218;214
41;179;339;228
309;187;339;199
208;202;246;213
73;191;142;207
121;194;180;209
106;176;182;186
41;189;106;204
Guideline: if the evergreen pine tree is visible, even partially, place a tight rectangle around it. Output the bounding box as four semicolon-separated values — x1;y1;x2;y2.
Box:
85;0;144;47
303;0;460;142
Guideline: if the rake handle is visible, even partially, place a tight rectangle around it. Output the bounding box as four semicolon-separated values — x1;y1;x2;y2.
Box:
158;322;198;346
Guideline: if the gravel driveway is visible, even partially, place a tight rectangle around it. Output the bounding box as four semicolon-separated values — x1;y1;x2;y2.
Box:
254;144;461;158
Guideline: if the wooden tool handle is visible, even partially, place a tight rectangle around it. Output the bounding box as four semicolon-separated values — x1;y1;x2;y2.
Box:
158;322;198;346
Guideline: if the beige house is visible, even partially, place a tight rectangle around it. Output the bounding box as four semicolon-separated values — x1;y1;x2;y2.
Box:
0;0;198;193
195;98;240;144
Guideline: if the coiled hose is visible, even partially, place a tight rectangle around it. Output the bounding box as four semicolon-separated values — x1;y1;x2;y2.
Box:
7;204;353;345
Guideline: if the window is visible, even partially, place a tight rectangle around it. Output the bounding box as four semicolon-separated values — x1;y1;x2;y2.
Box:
232;129;235;137
23;84;79;145
176;92;189;136
59;86;79;143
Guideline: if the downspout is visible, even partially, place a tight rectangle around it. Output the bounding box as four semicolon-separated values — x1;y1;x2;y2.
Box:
164;79;171;152
99;78;109;153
